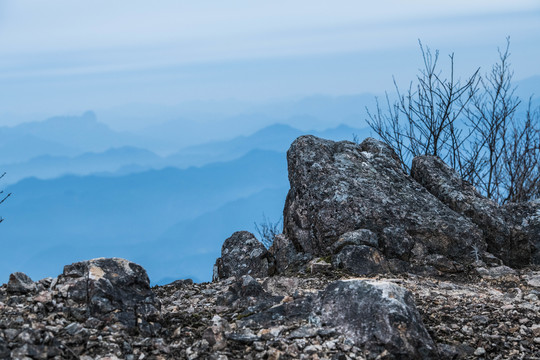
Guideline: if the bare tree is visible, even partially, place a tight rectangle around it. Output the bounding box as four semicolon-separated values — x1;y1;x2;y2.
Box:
367;40;480;173
254;214;282;249
463;38;520;202
367;39;540;204
501;100;540;203
0;172;11;223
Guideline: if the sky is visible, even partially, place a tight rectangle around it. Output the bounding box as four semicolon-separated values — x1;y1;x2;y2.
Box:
0;0;539;129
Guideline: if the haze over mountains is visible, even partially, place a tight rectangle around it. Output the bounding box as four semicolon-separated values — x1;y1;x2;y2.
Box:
0;94;375;284
1;150;289;283
0;117;369;185
0;77;538;284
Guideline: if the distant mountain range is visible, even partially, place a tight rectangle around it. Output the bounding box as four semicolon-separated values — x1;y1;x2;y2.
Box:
167;123;371;168
100;93;377;141
0;111;141;164
2;82;537;284
1;81;537;165
0;149;288;282
1;146;162;184
135;186;289;283
0;122;370;184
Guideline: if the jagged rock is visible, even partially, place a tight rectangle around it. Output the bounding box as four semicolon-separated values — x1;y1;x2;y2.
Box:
55;257;160;334
411;155;535;267
313;280;438;359
503;201;540;265
244;279;438;359
7;272;36;294
283;135;485;272
269;234;312;274
332;245;389;275
213;231;275;281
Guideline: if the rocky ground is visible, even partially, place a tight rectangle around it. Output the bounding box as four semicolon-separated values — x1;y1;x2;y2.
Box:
3;135;540;359
155;269;540;359
1;261;539;359
406;270;540;359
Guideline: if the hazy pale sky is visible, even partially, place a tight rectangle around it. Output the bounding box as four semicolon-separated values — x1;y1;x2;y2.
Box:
0;0;539;126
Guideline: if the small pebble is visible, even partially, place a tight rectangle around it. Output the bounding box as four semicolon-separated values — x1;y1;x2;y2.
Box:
474;347;486;356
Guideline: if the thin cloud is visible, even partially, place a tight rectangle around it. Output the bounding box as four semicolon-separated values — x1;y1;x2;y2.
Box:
0;0;538;54
0;4;538;80
0;0;538;117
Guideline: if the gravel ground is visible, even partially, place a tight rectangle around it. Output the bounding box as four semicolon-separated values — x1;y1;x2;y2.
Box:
1;268;539;359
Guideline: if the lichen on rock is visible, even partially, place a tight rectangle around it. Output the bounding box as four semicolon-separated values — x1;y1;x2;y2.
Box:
282;135;486;273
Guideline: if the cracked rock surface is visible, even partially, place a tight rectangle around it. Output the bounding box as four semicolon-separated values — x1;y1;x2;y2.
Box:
2;262;540;359
282;136;487;274
411;155;540;267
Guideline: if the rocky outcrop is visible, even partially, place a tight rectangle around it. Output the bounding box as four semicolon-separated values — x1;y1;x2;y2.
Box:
5;134;540;359
282;135;487;273
411;155;540;267
3;260;540;358
7;272;36;295
219;136;540;277
203;134;540;358
502;201;540;265
239;278;438;359
213;231;275;281
313;280;437;358
55;257;161;335
0;258;161;359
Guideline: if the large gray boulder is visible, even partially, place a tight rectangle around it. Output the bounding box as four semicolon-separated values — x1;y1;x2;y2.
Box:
282;135;486;271
411;155;538;267
55;258;160;335
213;231;275;281
242;279;438;359
314;280;438;359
